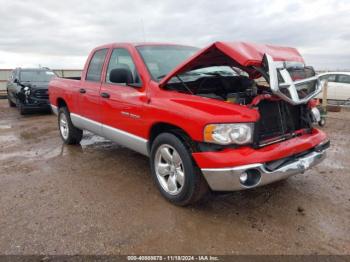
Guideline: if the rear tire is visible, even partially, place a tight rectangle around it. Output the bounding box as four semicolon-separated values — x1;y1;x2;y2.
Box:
58;107;83;144
150;132;209;206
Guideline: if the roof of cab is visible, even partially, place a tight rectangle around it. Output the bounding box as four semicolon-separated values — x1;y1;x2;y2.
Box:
92;42;198;50
90;41;304;85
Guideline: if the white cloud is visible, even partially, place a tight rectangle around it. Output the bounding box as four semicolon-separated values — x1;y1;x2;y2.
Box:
0;0;349;69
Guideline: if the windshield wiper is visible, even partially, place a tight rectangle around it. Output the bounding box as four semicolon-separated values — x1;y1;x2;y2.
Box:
175;75;193;95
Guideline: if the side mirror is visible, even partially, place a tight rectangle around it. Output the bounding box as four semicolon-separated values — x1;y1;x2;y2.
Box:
14;78;19;84
109;68;133;85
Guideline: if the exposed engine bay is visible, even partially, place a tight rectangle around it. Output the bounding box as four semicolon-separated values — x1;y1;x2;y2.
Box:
166;74;259;105
164;65;320;147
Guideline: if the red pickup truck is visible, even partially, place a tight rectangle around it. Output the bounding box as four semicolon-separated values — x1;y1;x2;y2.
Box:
49;42;329;205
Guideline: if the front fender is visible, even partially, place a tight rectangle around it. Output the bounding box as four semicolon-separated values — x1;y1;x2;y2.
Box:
146;94;259;142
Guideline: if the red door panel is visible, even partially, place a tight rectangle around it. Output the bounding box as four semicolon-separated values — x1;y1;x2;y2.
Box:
100;83;147;138
78;48;109;123
78;81;102;122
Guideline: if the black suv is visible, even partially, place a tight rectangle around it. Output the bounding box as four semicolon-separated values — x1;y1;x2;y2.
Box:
7;68;57;114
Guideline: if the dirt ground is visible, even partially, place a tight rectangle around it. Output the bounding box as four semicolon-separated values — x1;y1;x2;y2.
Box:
0;99;349;255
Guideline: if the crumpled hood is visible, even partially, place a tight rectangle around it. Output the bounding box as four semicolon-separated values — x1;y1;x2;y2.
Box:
166;95;260;124
159;41;304;87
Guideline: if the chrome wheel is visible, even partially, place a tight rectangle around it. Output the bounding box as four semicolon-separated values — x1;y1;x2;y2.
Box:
59;113;69;140
154;144;185;195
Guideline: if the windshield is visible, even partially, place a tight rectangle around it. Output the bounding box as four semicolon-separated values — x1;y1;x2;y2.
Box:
20;70;56;82
136;45;199;80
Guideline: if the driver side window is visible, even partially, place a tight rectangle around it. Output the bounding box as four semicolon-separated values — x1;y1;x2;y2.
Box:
106;48;141;84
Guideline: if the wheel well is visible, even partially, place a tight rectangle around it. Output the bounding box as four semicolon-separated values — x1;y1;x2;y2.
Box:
57;98;67;109
148;123;197;153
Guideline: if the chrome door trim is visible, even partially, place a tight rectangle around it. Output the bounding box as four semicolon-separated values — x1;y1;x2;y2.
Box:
102;124;148;156
70;113;102;135
70;113;148;156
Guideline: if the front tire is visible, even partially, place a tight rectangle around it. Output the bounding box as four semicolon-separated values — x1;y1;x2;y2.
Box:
18;102;27;115
150;133;209;206
318;118;326;127
58;107;83;144
8;96;16;107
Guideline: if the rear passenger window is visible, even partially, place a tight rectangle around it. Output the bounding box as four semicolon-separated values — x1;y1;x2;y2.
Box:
337;75;350;84
86;49;108;82
327;75;336;82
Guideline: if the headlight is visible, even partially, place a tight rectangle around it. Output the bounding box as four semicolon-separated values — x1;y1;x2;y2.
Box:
204;123;254;145
23;86;31;96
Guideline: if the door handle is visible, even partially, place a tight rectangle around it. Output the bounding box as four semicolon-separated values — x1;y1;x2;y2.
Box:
79;88;86;94
100;92;110;99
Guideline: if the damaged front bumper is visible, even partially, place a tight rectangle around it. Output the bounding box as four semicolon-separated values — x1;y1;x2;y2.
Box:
17;89;50;110
18;98;51;111
194;128;329;191
201;140;329;191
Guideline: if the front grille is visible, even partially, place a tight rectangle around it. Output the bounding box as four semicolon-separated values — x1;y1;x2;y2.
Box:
33;89;49;99
254;100;311;147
